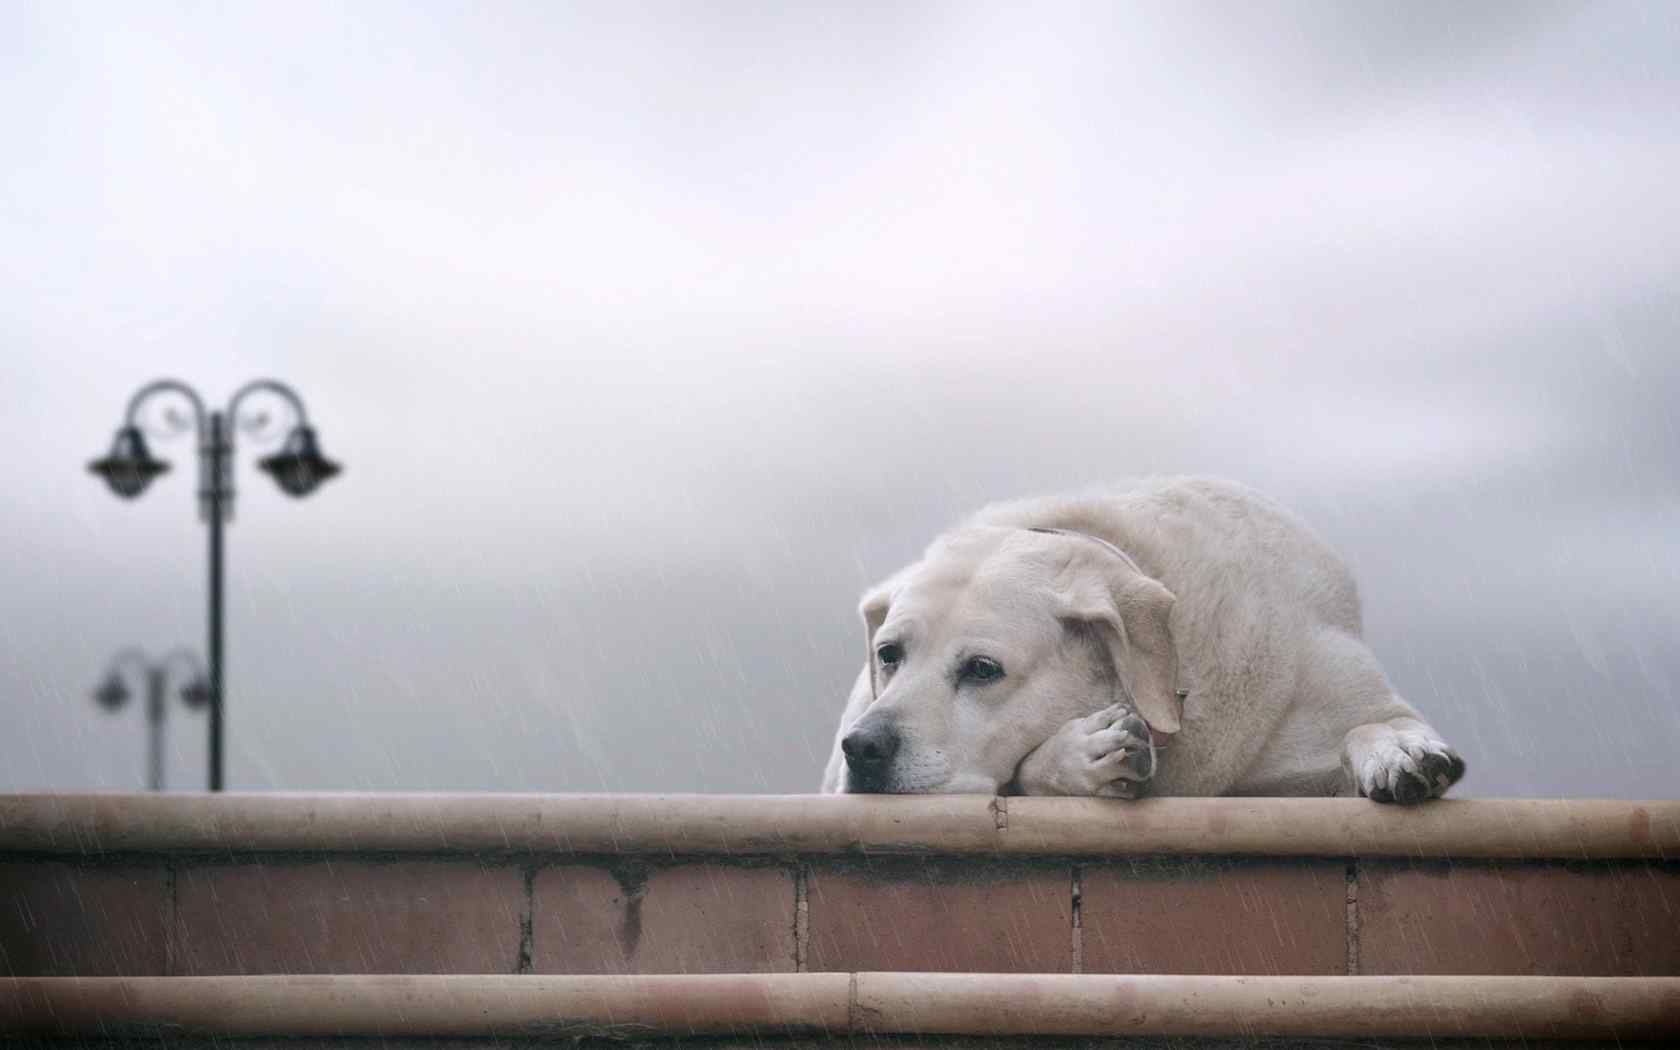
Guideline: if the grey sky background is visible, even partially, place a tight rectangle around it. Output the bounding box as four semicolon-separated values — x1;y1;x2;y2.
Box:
2;1;1676;797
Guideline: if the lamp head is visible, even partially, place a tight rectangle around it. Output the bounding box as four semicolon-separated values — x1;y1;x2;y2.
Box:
88;426;170;498
258;425;341;497
179;677;211;710
94;675;130;711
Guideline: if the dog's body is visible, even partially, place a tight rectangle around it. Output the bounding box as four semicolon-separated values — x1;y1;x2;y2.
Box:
822;477;1464;802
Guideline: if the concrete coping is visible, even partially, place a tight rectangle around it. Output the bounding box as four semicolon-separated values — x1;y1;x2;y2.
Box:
4;974;1679;1039
0;793;1674;858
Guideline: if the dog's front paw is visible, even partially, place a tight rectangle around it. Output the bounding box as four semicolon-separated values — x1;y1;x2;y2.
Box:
1015;703;1156;798
1350;727;1465;804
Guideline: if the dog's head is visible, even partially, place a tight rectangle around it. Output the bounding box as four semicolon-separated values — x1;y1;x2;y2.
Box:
840;526;1180;794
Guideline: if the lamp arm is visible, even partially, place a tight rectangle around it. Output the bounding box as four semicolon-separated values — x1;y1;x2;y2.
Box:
124;380;207;439
228;379;311;441
100;647;153;684
159;647;206;686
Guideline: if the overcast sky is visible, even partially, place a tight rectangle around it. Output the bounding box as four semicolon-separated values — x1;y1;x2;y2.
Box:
2;1;1676;798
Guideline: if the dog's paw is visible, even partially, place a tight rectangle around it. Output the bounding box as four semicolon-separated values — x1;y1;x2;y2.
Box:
1352;729;1466;804
1016;703;1156;798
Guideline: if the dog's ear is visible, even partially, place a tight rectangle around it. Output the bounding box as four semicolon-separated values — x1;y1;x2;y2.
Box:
858;566;912;699
1058;559;1182;734
860;582;892;649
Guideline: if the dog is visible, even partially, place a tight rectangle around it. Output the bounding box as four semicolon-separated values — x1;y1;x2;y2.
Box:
822;477;1465;802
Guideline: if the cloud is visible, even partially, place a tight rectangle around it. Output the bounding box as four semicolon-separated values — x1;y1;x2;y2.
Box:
2;0;1676;795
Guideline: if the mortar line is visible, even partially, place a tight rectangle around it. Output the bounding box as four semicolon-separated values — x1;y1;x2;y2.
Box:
847;970;859;1034
516;863;535;975
1344;858;1360;976
1070;864;1084;974
794;862;809;972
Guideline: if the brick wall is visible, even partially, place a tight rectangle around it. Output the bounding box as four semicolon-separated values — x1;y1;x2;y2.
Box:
3;795;1676;980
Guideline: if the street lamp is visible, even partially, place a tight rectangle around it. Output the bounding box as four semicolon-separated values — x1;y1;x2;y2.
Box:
88;379;343;791
92;648;208;791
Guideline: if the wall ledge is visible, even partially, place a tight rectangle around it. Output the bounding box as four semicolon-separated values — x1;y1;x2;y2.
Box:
5;973;1678;1040
0;793;1674;858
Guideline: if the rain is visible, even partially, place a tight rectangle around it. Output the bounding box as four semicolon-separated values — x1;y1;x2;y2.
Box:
1;1;1677;803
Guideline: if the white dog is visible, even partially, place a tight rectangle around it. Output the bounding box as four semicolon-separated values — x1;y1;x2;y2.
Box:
822;477;1465;803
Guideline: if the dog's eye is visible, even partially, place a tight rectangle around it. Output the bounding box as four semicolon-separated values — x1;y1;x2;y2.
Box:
876;642;903;668
961;656;1004;683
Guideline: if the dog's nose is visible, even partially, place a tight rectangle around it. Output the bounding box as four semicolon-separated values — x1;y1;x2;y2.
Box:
841;720;901;781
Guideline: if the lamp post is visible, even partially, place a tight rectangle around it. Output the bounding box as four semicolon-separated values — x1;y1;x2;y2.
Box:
92;648;209;791
88;379;342;792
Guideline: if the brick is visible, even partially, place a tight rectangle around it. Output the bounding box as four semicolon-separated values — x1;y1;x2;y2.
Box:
1080;858;1347;975
0;861;171;976
175;859;523;974
805;858;1071;972
531;862;795;973
1360;859;1680;976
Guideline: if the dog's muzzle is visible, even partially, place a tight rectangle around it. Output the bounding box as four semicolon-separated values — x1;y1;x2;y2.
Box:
840;716;900;793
